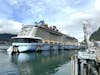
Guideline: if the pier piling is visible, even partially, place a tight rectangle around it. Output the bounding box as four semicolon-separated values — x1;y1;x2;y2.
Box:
71;55;100;75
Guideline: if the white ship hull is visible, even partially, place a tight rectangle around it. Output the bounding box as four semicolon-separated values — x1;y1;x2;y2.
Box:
7;44;62;52
8;43;43;52
7;44;80;53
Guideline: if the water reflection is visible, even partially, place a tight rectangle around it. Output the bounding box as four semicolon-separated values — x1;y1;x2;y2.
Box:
11;51;76;75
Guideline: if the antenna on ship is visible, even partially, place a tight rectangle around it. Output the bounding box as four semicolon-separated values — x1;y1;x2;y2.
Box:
34;20;45;26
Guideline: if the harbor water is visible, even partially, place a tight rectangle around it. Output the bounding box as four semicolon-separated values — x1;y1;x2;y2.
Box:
0;46;78;75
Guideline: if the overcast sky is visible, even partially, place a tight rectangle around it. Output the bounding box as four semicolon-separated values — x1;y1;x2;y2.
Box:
0;0;100;41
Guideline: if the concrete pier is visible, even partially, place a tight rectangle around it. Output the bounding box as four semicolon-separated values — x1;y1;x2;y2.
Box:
71;54;100;75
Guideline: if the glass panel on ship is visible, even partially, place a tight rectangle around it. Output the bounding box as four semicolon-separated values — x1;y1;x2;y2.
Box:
18;25;33;36
12;38;42;43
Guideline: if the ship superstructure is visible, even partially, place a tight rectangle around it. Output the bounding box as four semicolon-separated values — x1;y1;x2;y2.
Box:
7;21;78;52
18;25;77;45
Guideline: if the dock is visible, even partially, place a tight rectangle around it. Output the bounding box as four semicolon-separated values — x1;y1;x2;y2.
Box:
71;48;100;75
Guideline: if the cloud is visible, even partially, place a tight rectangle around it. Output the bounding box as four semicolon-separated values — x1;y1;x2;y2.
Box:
61;5;100;41
1;0;95;24
0;20;22;34
65;0;94;9
0;0;13;20
95;0;100;10
0;0;99;42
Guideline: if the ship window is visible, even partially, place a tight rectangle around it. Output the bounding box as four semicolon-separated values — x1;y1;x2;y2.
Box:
29;39;42;43
12;38;42;43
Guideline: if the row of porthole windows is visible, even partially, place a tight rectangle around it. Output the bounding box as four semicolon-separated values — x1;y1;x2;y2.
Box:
43;40;78;45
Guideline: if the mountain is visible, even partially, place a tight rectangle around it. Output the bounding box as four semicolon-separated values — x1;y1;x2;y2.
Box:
0;33;17;45
0;33;16;40
90;27;100;41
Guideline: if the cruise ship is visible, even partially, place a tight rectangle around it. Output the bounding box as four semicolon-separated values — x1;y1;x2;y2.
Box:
7;21;78;52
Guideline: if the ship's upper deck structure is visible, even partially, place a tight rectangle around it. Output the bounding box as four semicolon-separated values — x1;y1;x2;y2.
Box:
18;21;78;45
